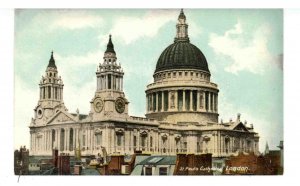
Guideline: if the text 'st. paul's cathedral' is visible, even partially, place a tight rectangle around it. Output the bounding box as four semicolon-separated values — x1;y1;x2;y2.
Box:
29;10;259;157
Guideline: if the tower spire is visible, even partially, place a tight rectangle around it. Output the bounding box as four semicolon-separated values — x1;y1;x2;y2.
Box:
264;141;269;155
105;34;115;54
175;9;189;42
47;50;57;69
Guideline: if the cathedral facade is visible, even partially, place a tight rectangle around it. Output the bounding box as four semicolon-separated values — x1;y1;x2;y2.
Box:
29;10;259;157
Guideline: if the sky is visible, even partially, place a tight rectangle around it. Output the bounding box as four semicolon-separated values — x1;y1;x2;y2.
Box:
14;9;283;153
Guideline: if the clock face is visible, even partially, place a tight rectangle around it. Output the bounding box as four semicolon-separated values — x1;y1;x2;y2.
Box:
37;107;43;119
93;97;104;113
115;97;125;113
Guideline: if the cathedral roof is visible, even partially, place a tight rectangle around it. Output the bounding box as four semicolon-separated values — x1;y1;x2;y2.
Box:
155;41;209;73
154;10;210;73
105;34;116;54
47;51;57;69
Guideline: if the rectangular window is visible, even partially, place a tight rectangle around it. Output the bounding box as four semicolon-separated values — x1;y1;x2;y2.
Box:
150;136;153;148
96;134;102;146
117;135;122;146
141;136;146;147
173;72;176;77
159;167;168;175
133;136;137;147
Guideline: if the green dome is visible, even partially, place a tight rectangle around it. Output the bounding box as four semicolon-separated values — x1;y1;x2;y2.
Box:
155;41;210;73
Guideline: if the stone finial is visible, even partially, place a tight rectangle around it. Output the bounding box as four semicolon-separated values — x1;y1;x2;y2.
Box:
220;119;223;124
237;113;241;121
76;108;79;114
229;118;232;123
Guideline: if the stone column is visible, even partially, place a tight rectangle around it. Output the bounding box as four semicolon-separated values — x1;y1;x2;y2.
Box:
203;91;206;111
151;93;154;112
183;90;186;111
56;129;60;151
57;87;59;100
125;131;129;154
44;131;47;152
115;76;117;90
121;77;123;91
197;90;200;111
211;93;215;112
175;90;178;111
168;91;171;110
137;131;140;151
216;94;218;112
61;88;63;101
130;131;134;152
111;129;115;153
45;86;48;99
207;92;211;112
190;90;193;111
146;95;148;112
51;86;54;100
161;91;164;111
155;93;158;112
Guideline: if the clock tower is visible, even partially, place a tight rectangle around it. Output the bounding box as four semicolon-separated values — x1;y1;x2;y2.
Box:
31;51;68;126
90;35;129;121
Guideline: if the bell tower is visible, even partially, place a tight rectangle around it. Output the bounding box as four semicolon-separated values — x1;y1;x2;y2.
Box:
90;35;129;120
32;51;67;126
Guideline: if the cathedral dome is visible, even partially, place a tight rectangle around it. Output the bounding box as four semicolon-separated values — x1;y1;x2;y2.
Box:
154;9;210;74
155;41;209;73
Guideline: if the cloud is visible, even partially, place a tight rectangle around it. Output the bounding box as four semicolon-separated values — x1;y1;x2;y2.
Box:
208;21;277;74
50;11;103;30
30;10;103;31
14;76;38;148
109;10;178;45
53;51;102;113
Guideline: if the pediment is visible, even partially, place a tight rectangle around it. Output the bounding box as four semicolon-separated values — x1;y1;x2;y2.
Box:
232;122;249;132
47;110;76;125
